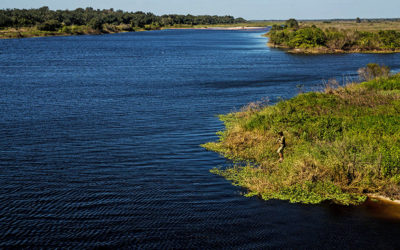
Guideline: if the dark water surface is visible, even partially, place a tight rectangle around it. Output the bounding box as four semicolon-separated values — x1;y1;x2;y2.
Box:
1;29;400;248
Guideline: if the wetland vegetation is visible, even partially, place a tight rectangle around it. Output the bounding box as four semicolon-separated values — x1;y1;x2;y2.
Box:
203;64;400;205
267;19;400;53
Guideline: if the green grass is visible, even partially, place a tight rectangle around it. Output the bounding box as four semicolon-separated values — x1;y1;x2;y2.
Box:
161;21;279;29
0;25;104;39
302;20;400;33
362;74;400;90
202;73;400;205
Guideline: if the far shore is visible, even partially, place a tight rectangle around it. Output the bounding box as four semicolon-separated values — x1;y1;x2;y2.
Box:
268;42;400;54
166;26;268;31
266;19;400;54
0;26;269;39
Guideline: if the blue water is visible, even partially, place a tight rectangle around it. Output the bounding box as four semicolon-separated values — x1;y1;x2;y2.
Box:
1;29;400;248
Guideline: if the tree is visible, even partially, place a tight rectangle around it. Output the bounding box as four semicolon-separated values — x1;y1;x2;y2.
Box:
287;27;326;48
285;18;299;29
88;17;104;30
0;7;248;31
356;17;361;23
37;19;61;31
235;17;246;23
0;13;13;28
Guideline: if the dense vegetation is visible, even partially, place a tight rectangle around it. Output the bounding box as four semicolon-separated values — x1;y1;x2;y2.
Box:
268;19;400;53
0;6;246;38
203;64;400;205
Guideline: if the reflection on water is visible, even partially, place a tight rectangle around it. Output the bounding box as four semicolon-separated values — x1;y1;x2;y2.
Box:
362;198;400;220
1;30;400;248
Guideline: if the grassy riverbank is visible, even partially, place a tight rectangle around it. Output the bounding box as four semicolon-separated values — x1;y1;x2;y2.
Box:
267;19;400;54
202;66;400;205
164;21;279;29
301;19;400;33
0;23;273;39
0;25;131;39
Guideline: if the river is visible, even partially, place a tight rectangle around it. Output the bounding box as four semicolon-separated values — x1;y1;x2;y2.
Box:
1;29;400;248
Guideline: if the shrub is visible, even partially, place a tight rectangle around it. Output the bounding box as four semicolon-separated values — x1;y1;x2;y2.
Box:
325;30;346;49
37;20;62;31
287;27;327;48
356;32;381;50
268;29;291;45
378;30;400;50
285;18;299;29
271;24;284;31
358;63;391;81
88;17;105;31
0;13;13;28
61;25;71;33
70;25;85;34
362;74;400;90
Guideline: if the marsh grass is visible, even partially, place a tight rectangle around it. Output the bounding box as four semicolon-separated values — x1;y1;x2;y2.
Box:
0;25;106;39
302;20;400;33
202;71;400;205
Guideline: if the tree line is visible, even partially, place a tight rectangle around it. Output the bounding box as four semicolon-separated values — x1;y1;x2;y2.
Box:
0;6;247;31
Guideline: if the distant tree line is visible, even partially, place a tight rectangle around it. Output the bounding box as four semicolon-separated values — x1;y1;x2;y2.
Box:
268;19;400;51
0;6;247;31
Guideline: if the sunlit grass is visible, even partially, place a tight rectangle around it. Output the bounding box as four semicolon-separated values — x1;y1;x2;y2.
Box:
203;72;400;205
303;20;400;32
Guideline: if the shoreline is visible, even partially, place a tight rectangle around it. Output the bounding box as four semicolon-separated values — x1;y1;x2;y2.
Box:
166;26;268;31
369;195;400;205
364;195;400;220
265;20;400;54
268;42;400;54
203;72;400;207
0;27;126;39
0;26;269;39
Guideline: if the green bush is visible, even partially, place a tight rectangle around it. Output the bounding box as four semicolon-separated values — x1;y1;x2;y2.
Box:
271;24;284;31
285;18;299;29
88;17;104;31
325;30;347;49
362;74;400;90
0;13;13;28
37;20;62;31
287;27;327;48
269;26;327;48
269;29;291;45
70;25;85;34
378;30;400;50
61;25;71;33
358;63;391;81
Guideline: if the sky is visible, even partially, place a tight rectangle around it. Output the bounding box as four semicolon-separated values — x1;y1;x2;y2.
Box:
1;0;400;20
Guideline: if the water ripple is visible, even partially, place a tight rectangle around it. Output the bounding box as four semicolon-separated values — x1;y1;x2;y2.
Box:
1;30;400;248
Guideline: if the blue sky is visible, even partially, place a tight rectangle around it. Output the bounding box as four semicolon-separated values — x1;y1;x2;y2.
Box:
1;0;400;20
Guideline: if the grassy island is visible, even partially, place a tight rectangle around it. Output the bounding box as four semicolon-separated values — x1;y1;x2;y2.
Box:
202;64;400;205
267;19;400;54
